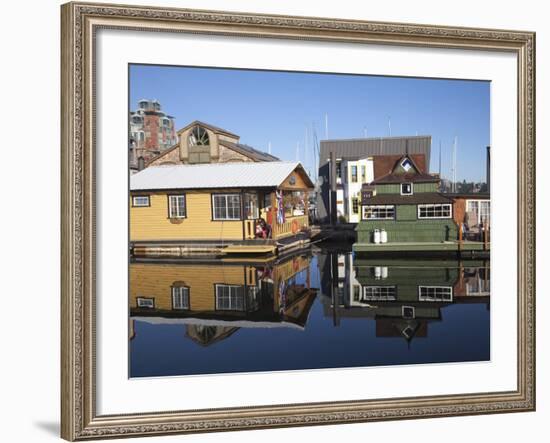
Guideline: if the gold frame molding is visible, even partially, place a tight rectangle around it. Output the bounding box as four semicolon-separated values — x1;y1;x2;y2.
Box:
61;1;536;440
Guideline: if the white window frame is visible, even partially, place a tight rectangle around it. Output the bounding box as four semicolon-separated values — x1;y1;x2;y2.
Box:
132;195;150;207
171;286;190;310
466;199;491;225
350;165;358;183
402;305;416;319
400;158;413;172
215;284;245;311
168;194;186;218
417;203;452;219
212;193;242;220
361;286;397;301
244;192;259;220
400;182;413;195
362;205;395;220
418;286;453;302
136;297;154;308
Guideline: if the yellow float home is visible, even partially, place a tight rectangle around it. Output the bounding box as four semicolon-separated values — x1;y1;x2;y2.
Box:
130;161;314;256
129;253;317;343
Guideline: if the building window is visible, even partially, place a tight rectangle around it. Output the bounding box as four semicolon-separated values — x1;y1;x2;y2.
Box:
212;194;241;220
132;195;150;207
171;286;190;310
402;306;415;319
362;205;395;220
167;195;186;218
188;126;209;146
361;165;366;183
419;286;453;302
466;200;490;226
136;297;154;308
362;286;396;301
401;183;413;195
352;198;359;214
336;161;342;180
215;284;245;311
418;203;452;219
351;165;358;183
244;193;259;220
401;158;413;172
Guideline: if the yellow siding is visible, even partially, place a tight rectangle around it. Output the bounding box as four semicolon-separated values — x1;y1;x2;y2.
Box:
130;191;243;241
130;263;246;311
280;169;312;190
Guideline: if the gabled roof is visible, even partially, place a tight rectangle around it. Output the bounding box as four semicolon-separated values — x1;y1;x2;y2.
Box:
130;161;314;191
177;120;239;138
219;140;279;162
372;172;439;184
372;154;439;184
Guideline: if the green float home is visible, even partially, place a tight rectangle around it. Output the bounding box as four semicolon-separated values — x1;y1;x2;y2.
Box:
354;154;463;253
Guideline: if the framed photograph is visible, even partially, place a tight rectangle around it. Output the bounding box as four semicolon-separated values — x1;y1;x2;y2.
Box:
61;1;536;440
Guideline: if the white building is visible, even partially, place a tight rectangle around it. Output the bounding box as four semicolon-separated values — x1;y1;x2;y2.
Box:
336;157;375;223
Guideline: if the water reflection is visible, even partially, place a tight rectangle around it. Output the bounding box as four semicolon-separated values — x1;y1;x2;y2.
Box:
130;254;317;346
130;250;490;377
318;254;489;343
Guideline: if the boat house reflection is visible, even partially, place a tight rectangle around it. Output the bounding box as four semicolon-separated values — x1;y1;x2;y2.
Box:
129;253;317;346
318;253;490;342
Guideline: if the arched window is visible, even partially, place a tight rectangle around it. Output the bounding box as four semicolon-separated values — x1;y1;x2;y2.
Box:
188;126;210;146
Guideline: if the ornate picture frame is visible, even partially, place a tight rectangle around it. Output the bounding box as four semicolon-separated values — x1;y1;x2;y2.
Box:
61;1;535;440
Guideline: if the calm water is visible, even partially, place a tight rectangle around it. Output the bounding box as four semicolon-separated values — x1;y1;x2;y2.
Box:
129;249;490;378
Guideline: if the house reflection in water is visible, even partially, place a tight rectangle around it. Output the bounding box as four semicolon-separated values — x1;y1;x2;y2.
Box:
318;253;490;343
129;253;317;346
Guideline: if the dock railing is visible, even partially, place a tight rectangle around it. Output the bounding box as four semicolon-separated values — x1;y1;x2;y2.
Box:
272;215;309;239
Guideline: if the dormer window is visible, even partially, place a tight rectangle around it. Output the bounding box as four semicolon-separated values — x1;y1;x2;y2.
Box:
188;126;210;146
401;183;413;195
401;158;413;172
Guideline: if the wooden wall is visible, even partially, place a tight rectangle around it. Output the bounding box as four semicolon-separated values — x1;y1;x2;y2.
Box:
130;190;243;241
130;263;248;311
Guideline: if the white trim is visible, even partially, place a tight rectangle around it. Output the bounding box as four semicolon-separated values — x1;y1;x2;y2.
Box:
362;204;395;220
402;305;416;319
215;284;246;311
136;297;154;308
361;285;397;301
212;193;242;220
168;194;186;218
171;286;190;310
417;203;452;219
132;195;149;207
466;199;491;225
400;182;413;195
400;157;413;172
418;286;453;302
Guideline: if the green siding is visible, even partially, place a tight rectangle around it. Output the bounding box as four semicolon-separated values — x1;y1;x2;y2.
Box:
376;184;400;194
375;182;437;194
356;219;457;243
396;205;417;221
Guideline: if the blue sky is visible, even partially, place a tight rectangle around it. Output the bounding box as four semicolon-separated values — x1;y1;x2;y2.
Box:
130;65;490;182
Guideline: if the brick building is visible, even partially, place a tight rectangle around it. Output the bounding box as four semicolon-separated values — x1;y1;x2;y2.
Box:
129;99;178;170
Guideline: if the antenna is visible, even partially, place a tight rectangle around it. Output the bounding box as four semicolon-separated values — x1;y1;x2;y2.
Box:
363;127;368;138
325;114;329;139
451;136;458;192
388;117;392;136
304;126;308;175
438;140;442;177
268;141;272;155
